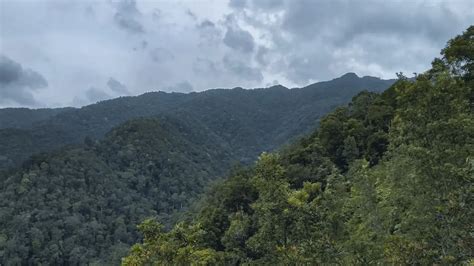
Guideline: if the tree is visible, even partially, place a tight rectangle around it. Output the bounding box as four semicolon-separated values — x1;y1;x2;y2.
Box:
441;26;474;81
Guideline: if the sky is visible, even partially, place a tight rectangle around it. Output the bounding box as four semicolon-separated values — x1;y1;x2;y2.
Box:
0;0;473;108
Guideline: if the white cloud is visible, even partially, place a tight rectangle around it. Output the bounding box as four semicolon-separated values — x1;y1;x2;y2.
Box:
1;0;473;107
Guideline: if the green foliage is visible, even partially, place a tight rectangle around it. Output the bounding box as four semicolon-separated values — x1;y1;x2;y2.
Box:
0;72;395;264
0;117;233;264
441;25;474;81
0;74;395;171
122;219;225;265
0;107;72;129
123;27;474;265
1;26;472;266
318;90;394;170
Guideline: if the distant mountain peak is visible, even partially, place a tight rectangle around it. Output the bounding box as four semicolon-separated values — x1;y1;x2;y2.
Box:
340;72;359;79
268;84;288;90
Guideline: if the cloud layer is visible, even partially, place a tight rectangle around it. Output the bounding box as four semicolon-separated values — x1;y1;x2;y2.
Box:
113;0;145;34
1;0;473;107
0;56;48;106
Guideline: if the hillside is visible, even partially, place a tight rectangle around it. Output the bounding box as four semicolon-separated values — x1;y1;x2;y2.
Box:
0;73;395;170
123;27;474;265
0;107;73;129
2;1;472;265
0;116;234;264
0;74;396;264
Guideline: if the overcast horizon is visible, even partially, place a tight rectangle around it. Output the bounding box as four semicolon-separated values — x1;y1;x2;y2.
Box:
1;0;473;108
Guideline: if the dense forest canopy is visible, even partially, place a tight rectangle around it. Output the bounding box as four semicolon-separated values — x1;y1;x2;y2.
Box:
0;24;472;266
0;72;395;263
0;116;235;264
1;0;472;263
122;26;474;265
0;73;394;171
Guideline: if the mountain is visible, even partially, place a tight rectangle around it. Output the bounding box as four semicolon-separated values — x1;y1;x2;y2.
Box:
121;27;473;265
0;73;395;264
0;107;73;129
1;25;472;266
0;73;395;170
0;116;234;264
2;25;473;265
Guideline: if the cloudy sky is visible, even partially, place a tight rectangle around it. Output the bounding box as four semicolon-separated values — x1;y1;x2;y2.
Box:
0;0;473;108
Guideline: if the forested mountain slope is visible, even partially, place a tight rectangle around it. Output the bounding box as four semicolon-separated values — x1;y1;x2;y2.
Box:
0;116;234;264
0;107;73;129
123;27;474;265
0;73;394;170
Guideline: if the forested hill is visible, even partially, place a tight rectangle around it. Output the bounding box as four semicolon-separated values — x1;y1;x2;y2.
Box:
0;107;73;129
0;116;235;264
123;27;473;264
0;73;394;264
0;73;395;170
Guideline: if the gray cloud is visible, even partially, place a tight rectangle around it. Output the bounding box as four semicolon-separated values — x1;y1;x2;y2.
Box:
107;78;129;95
193;57;221;76
1;0;473;107
229;0;474;84
280;0;460;44
229;0;247;9
223;26;255;53
168;81;194;93
255;46;270;66
0;55;47;106
113;0;144;34
284;52;333;84
186;9;197;21
84;5;95;17
197;20;222;45
72;79;126;107
150;48;175;63
71;87;110;107
198;20;215;29
250;0;284;10
223;55;263;82
86;87;110;103
151;8;161;21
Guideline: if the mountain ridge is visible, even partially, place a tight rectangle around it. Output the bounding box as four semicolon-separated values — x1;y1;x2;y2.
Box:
0;73;396;171
0;73;393;128
0;115;238;264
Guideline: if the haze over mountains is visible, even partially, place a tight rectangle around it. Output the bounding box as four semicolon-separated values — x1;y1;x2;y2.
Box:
0;73;395;171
